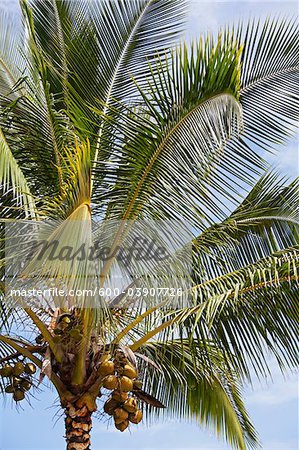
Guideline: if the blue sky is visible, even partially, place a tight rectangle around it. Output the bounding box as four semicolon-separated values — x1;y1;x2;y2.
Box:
0;1;298;450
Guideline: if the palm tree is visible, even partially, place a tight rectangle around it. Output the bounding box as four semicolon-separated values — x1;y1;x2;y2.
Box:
0;0;298;449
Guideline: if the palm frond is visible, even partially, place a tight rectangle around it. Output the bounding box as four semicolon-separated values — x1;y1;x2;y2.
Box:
0;127;36;218
139;339;258;450
0;10;25;98
90;0;187;104
27;0;93;112
17;0;80;193
189;247;299;377
193;174;299;279
0;93;71;196
43;139;91;219
89;0;187;185
91;31;268;231
238;18;299;148
124;247;298;379
24;0;187;146
0;337;21;394
90;92;242;287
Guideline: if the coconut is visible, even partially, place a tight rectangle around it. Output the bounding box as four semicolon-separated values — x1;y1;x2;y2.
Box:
54;328;63;335
119;376;133;392
112;390;128;403
114;416;126;425
113;408;129;423
99;352;111;363
103;397;119;415
20;378;32;391
114;407;129;420
12;377;22;387
61;316;71;324
13;362;25;376
123;398;138;414
123;364;137;379
102;375;118;390
5;384;15;394
115;419;129;432
24;363;36;375
35;334;44;344
115;352;128;365
98;360;115;377
0;364;13;377
129;410;143;424
13;389;25;402
69;329;83;341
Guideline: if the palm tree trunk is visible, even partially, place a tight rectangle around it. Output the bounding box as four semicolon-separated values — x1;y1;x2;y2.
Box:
64;402;93;450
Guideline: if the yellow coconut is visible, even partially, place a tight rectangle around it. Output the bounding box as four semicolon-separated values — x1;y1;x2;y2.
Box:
99;352;111;363
119;376;133;392
104;397;119;415
61;316;71;324
53;328;63;335
13;389;25;402
69;329;83;341
102;375;118;390
12;377;22;387
5;384;14;393
123;364;137;379
13;362;25;376
129;410;143;424
0;364;13;377
113;407;129;423
112;390;128;403
114;416;127;425
98;360;115;377
115;419;129;432
20;378;32;391
123;398;138;414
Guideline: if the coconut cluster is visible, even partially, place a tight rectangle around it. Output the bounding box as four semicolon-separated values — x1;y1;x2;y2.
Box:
0;361;36;402
53;314;83;342
100;350;142;431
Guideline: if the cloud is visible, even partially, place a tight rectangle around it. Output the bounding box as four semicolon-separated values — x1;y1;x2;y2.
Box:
247;377;298;406
185;0;220;39
245;359;298;406
268;138;299;178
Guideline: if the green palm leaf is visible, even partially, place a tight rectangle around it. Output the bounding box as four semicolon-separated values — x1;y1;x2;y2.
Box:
238;18;299;147
139;339;258;450
0;10;25;98
124;247;298;379
0;127;36;217
193;174;299;278
190;247;299;377
92;34;244;225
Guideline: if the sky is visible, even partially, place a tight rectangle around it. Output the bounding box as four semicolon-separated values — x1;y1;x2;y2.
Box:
0;1;298;450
